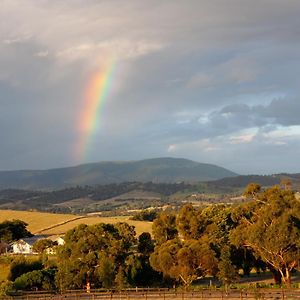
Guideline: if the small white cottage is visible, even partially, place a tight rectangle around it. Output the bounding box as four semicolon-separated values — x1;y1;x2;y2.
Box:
12;236;41;254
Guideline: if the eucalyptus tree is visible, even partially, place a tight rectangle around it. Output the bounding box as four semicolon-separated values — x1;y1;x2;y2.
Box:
230;185;300;286
56;222;136;290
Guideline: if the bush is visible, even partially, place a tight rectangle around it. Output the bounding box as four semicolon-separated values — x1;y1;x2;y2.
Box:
13;269;56;291
8;256;43;281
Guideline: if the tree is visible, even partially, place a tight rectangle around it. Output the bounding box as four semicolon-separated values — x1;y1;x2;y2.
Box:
131;210;158;221
97;253;115;289
115;266;127;290
176;204;204;240
13;269;56;291
150;238;218;287
217;246;238;286
230;186;300;286
8;257;43;281
0;220;32;243
152;212;178;245
137;232;154;256
200;205;236;248
243;183;261;199
56;222;136;290
32;239;57;254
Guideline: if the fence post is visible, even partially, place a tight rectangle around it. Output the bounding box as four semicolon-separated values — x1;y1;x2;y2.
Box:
240;290;243;300
281;289;285;300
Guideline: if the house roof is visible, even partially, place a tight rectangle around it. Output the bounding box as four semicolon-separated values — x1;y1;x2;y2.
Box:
13;235;48;246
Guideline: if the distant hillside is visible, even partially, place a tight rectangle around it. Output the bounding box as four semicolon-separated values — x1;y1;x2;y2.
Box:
206;173;300;192
0;173;299;214
0;157;237;190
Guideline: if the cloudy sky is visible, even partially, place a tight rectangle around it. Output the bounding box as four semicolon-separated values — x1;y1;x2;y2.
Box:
1;0;300;174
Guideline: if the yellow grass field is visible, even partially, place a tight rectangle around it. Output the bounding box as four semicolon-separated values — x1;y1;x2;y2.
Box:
0;210;152;236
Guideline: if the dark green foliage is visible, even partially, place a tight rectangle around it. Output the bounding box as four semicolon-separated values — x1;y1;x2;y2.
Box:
0;220;32;243
217;247;239;285
13;269;56;291
8;257;43;281
230;246;264;276
125;254;161;286
56;222;137;290
32;239;57;254
115;266;127;290
138;232;154;255
152;212;178;245
131;209;158;221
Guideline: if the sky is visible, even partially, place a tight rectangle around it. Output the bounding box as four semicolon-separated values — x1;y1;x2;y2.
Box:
1;0;300;174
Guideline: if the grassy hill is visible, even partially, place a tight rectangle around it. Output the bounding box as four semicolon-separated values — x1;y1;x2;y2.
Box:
0;157;237;190
0;210;152;236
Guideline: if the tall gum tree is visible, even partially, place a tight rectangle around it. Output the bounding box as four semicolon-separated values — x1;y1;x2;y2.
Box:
230;185;300;286
149;238;218;287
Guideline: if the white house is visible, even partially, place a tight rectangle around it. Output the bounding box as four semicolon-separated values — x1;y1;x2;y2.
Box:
12;236;41;254
11;235;65;254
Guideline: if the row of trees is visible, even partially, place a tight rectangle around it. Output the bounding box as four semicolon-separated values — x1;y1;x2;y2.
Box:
150;184;300;286
2;184;300;292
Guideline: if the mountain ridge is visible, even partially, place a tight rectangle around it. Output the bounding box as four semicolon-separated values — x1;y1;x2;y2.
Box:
0;157;237;190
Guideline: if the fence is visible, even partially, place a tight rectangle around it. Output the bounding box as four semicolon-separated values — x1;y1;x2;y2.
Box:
2;288;300;300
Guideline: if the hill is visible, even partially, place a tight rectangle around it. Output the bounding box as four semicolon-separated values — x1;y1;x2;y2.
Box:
0;210;152;236
0;182;191;213
206;173;300;192
0;173;299;214
0;157;237;190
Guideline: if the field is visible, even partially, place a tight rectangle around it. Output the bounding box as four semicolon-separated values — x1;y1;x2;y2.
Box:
0;210;152;236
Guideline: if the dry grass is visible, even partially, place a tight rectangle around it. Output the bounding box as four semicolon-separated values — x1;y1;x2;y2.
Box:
0;263;10;282
0;210;77;234
42;216;152;236
0;210;152;237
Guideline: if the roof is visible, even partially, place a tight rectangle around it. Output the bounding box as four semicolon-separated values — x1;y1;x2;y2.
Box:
13;235;48;246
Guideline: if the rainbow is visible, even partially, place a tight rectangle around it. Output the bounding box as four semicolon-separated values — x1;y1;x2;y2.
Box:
76;59;117;161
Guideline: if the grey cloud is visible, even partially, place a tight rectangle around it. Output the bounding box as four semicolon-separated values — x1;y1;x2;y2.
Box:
1;0;300;173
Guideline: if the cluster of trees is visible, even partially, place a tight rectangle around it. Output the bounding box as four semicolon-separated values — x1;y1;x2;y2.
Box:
2;184;300;292
130;209;158;221
3;223;160;292
55;223;159;290
150;184;300;286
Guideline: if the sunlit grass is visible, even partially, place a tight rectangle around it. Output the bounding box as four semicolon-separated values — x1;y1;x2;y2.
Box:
0;210;152;237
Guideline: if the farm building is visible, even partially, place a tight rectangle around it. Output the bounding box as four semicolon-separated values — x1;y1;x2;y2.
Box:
11;236;41;254
11;235;65;254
